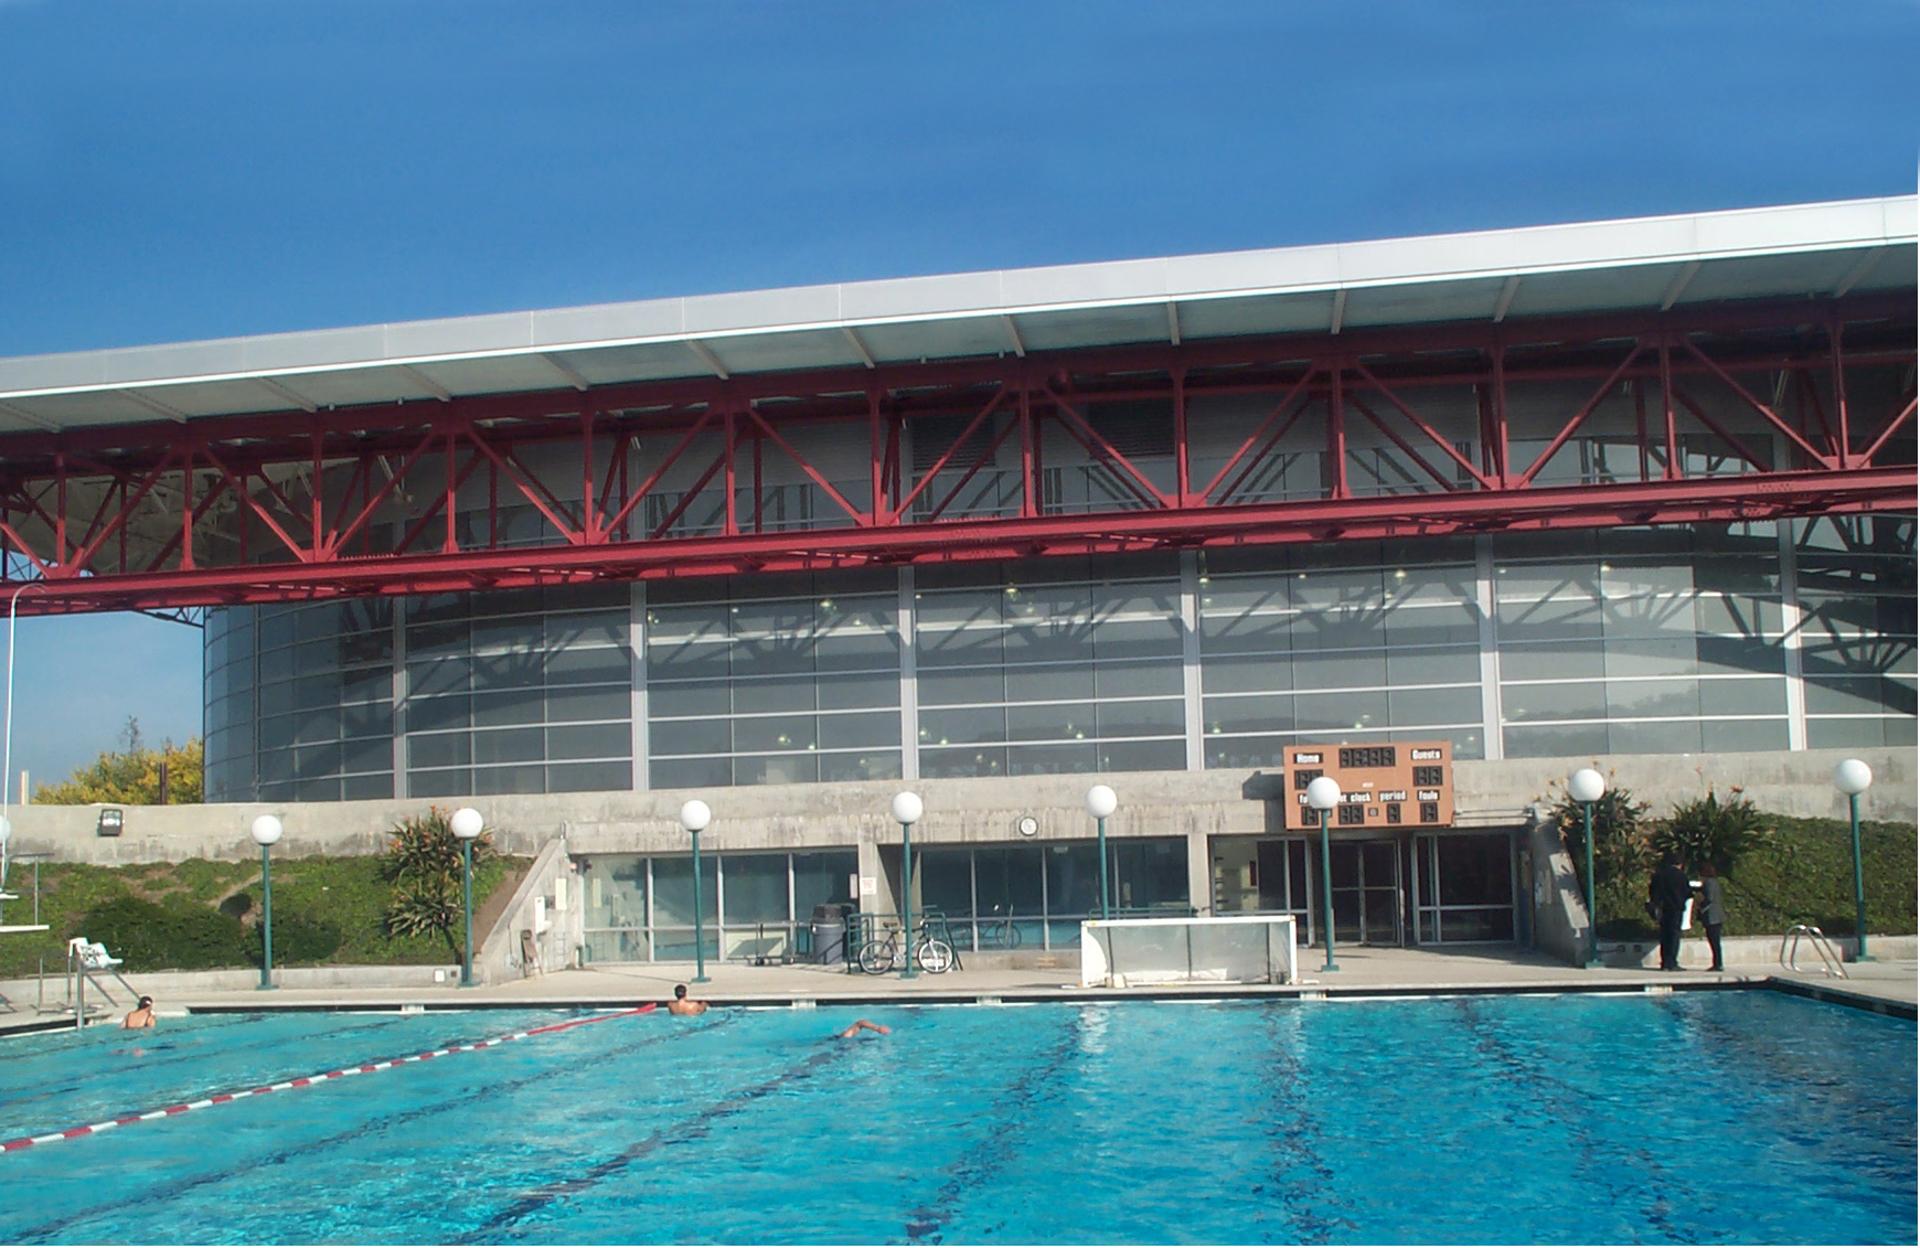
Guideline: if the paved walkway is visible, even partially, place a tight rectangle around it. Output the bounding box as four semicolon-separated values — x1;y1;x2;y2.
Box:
5;948;1911;1036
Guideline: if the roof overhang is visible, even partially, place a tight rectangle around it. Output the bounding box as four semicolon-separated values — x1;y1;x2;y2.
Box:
0;195;1912;434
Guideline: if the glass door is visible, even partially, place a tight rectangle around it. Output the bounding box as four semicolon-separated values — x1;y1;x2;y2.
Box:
1329;840;1404;946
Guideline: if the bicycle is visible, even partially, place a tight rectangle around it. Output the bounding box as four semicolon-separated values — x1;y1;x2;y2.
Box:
856;920;955;975
974;906;1023;950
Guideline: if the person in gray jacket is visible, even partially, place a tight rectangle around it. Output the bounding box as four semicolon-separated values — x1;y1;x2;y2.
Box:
1697;862;1727;972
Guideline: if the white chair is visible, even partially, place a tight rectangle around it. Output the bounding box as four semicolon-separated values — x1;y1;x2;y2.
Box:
69;937;141;1005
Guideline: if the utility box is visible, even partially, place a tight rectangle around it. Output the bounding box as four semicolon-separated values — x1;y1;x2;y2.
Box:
96;808;124;837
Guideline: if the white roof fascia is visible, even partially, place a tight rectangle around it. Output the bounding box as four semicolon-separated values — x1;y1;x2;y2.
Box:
0;195;1911;404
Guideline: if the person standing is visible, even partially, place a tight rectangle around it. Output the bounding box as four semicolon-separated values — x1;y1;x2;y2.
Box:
1648;854;1691;971
1697;863;1727;972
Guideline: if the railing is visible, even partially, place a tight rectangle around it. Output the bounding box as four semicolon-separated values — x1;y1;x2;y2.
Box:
1779;924;1849;979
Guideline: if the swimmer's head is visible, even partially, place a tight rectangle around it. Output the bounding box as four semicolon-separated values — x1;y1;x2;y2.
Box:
673;984;688;1000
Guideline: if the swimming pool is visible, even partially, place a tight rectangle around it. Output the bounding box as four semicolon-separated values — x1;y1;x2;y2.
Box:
1;991;1912;1244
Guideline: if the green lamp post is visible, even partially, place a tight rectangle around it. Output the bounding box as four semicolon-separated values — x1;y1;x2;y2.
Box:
679;800;713;984
249;814;283;991
1305;776;1341;973
1569;768;1606;969
1086;784;1117;920
450;807;485;987
891;790;923;979
1832;759;1874;963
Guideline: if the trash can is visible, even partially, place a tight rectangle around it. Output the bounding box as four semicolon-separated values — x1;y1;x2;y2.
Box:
811;903;851;965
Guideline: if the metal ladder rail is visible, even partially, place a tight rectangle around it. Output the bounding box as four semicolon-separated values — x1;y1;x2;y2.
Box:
1780;924;1849;979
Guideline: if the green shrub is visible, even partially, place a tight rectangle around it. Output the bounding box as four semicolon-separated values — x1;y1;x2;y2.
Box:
77;895;249;971
250;910;344;965
1547;772;1652;897
1655;788;1771;874
385;873;462;940
381;808;496;945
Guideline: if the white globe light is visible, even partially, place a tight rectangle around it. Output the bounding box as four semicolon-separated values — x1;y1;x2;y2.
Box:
450;807;485;840
250;814;283;847
1568;768;1607;805
1085;784;1118;820
891;791;923;826
1833;758;1873;797
678;799;712;834
1305;776;1342;812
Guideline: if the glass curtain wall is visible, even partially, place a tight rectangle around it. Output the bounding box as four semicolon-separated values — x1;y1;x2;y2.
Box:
914;838;1189;950
203;607;257;802
1493;524;1791;757
402;584;631;796
578;850;857;963
1198;539;1485;767
646;571;902;788
1795;514;1917;748
914;555;1186;778
1411;832;1516;943
252;599;395;801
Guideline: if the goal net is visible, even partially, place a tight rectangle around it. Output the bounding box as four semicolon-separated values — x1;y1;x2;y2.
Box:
1079;915;1299;988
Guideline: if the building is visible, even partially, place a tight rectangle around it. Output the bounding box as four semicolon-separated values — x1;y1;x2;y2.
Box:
2;197;1913;966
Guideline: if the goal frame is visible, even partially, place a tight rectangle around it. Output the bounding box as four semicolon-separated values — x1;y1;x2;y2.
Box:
1079;914;1299;988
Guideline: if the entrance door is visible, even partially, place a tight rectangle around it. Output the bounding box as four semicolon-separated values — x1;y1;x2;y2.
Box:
1328;840;1403;945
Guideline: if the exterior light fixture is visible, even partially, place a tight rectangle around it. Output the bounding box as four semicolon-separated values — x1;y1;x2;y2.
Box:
1567;769;1606;969
450;807;485;987
1085;784;1118;921
891;791;923;980
678;800;713;984
1305;776;1342;973
1832;759;1873;962
249;815;284;991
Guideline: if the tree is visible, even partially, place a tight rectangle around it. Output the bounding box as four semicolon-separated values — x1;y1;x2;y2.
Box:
36;716;204;805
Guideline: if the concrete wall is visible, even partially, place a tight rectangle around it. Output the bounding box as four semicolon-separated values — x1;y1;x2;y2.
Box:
9;746;1908;867
473;838;576;985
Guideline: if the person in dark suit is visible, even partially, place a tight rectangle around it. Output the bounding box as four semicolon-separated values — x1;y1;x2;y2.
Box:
1649;854;1692;971
1697;862;1727;972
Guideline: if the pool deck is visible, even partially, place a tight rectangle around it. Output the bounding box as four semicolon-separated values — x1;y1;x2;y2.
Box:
5;948;1911;1035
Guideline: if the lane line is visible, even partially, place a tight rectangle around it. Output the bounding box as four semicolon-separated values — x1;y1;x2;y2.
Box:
0;1005;655;1155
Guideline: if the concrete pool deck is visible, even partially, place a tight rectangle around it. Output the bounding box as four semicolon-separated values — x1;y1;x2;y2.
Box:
5;947;1912;1035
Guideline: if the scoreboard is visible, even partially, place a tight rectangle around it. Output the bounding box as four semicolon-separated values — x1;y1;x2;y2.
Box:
1284;741;1454;831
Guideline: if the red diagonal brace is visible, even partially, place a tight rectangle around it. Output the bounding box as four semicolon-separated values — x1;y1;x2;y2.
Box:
893;386;1007;520
603;410;715;537
1679;337;1834;469
1199;366;1319;502
199;447;310;561
1346;395;1460;493
1857;395;1916;465
1043;385;1173;507
326;429;439;556
745;405;867;525
1516;343;1646;487
1349;361;1495;489
466;428;584;545
1671;387;1772;472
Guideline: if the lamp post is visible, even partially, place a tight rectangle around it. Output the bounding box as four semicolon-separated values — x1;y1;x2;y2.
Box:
891;791;923;979
1305;776;1341;973
3;581;50;826
1085;785;1117;921
249;815;283;990
1832;759;1874;963
1568;769;1606;969
450;807;484;987
679;800;712;984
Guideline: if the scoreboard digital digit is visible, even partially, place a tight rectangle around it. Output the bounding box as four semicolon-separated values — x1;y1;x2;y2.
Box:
1284;741;1454;831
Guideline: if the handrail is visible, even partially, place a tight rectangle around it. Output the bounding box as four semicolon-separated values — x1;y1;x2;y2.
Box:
1780;924;1849;979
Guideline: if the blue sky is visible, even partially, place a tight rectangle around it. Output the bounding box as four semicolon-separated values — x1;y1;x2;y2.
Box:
0;1;1914;789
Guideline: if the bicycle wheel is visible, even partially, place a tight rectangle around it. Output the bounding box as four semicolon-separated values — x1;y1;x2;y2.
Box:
1001;922;1022;950
916;938;955;974
857;940;895;975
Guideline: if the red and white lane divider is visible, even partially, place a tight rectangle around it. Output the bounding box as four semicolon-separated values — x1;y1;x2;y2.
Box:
0;1004;656;1155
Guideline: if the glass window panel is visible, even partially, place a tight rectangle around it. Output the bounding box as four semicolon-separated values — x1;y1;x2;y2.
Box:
546;685;631;723
1007;743;1098;775
1095;661;1183;698
1604;638;1696;678
650;757;732;790
720;854;790;926
1803;677;1885;716
408;732;471;769
646;639;732;680
547;646;631;686
735;637;815;675
1503;722;1608;758
1500;640;1603;681
1606;679;1700;719
1439;909;1513;942
793;851;858;918
1201;653;1292;693
731;676;817;714
1003;666;1096;704
294;709;340;746
472;687;548;728
293;743;341;780
1096;739;1186;773
1607;719;1703;755
408;658;470;698
1698;678;1787;717
581;855;647;929
342;773;393;801
919;849;974;918
408;693;471;734
1502;681;1605;722
544;610;627;651
1005;702;1092;743
1205;735;1289;770
1805;717;1891;749
652;856;719;929
1045;843;1100;916
649;719;732;757
1095;698;1185;739
917;667;1006;707
1199;609;1294;656
817;712;898;751
818;750;902;782
1388;686;1482;728
731;715;816;753
920;705;1007;747
339;736;393;774
1111;839;1190;911
1292;653;1387;691
733;753;819;786
919;746;1006;778
815;631;901;672
650;930;720;962
1294;690;1388;734
407;620;470;659
469;653;544;692
473;765;544;795
408;768;473;797
1701;718;1789;753
294;778;343;802
817;670;901;711
1436;834;1512;906
648;681;730;719
471;728;543;765
1092;617;1183;661
1002;624;1092;664
975;846;1045;916
546;761;629;792
549;722;629;761
1387;646;1479;686
916;626;1005;668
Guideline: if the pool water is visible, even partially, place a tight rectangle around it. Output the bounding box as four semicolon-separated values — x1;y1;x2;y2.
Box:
0;991;1912;1244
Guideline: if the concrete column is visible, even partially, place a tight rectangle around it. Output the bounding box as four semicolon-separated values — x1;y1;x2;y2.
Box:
630;581;650;789
898;566;919;780
857;838;890;917
1778;522;1808;750
1185;831;1214;917
1180;549;1204;771
1475;535;1504;760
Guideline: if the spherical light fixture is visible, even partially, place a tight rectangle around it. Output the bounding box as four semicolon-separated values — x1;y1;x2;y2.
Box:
1084;784;1118;820
450;807;485;840
891;790;923;826
249;814;283;847
1832;759;1872;797
1305;776;1342;812
1568;768;1606;805
678;799;713;833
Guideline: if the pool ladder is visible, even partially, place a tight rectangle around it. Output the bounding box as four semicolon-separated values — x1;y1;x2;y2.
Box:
1779;924;1848;979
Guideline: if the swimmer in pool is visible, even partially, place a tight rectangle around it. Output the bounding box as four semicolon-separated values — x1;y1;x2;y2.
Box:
122;996;156;1030
837;1019;889;1039
666;984;708;1016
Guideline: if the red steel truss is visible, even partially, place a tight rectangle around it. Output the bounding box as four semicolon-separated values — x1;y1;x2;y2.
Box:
0;294;1912;615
